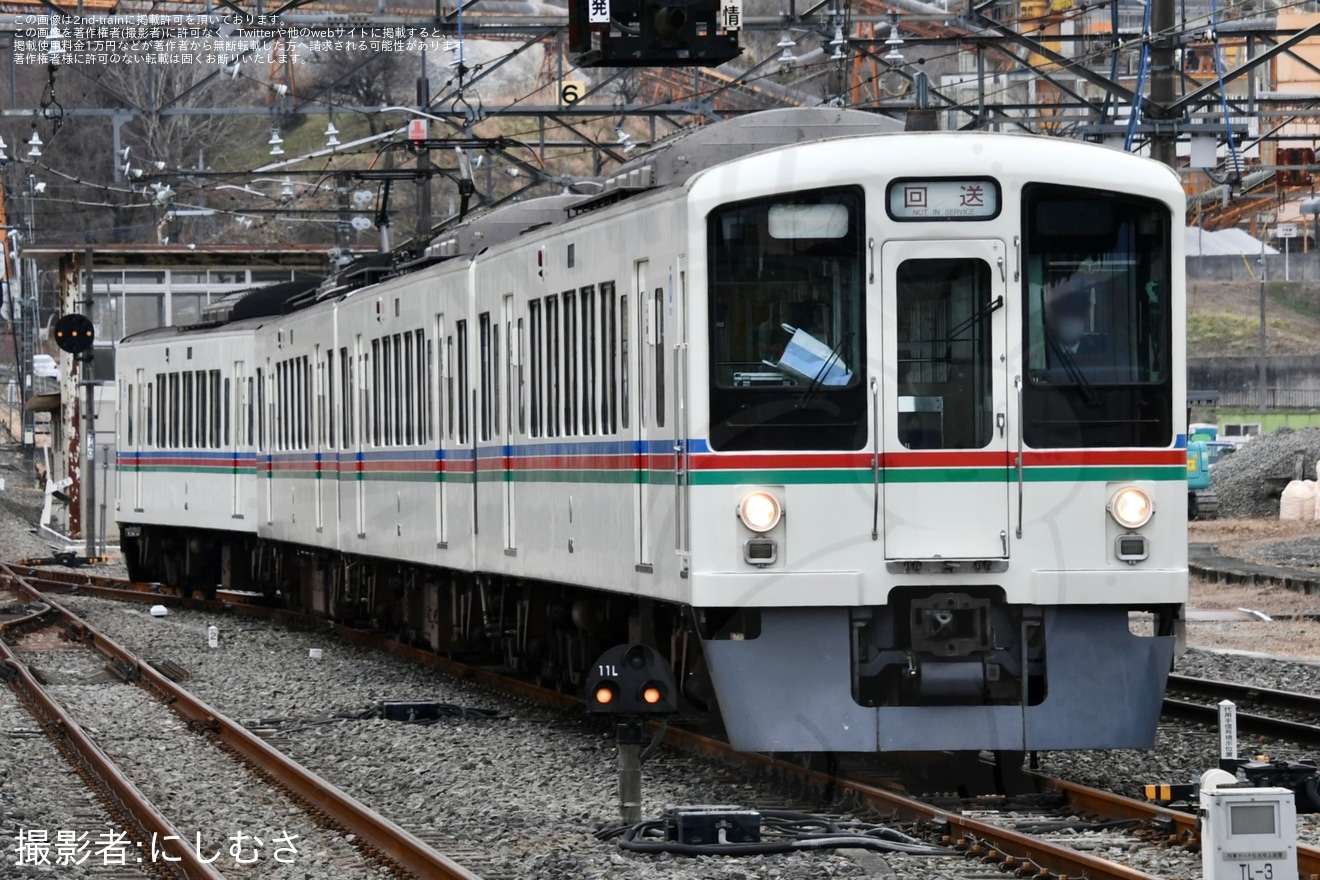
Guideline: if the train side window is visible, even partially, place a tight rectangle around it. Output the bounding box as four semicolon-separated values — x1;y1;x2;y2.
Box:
287;360;294;451
403;332;414;446
654;288;665;428
479;312;492;442
493;315;502;438
223;377;231;448
446;335;455;441
529;300;542;437
326;349;336;450
276;362;285;451
198;370;208;449
184;371;195;449
564;290;576;436
368;339;379;447
340;346;351;447
620;294;630;430
155;373;164;446
415;329;426;445
304;357;312;450
255;369;264;452
426;328;436;447
384;335;396;447
581;285;595;436
604;283;617;434
126;384;134;447
247;377;255;447
457;320;470;444
546;295;560;437
288;361;295;451
517;317;526;436
212;370;222;449
392;334;403;447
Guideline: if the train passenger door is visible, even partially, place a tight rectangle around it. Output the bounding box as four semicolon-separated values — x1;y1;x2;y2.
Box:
314;345;324;532
434;313;447;547
632;260;651;569
880;239;1010;560
132;368;144;512
355;335;366;538
232;361;244;519
501;294;516;552
672;260;690;575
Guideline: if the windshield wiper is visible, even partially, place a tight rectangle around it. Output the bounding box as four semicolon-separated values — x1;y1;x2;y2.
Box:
1045;333;1100;407
796;330;853;409
946;295;1004;341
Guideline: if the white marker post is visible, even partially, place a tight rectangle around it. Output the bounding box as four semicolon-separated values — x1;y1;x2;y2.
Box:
1219;699;1238;770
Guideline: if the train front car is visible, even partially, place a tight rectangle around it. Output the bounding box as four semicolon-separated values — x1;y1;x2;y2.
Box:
687;133;1186;753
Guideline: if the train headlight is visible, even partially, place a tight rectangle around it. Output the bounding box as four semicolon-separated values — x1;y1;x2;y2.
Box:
1109;487;1154;529
738;491;782;532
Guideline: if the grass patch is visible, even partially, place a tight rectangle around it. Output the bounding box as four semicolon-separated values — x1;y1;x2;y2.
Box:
1267;281;1320;323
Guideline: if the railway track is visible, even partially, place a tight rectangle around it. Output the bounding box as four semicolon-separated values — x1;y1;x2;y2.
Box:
13;563;1320;880
0;564;480;880
1164;672;1320;746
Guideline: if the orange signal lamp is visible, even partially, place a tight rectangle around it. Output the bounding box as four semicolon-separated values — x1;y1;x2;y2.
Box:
642;686;662;705
594;685;616;705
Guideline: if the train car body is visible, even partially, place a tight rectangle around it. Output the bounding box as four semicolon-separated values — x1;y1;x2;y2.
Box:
116;107;1188;753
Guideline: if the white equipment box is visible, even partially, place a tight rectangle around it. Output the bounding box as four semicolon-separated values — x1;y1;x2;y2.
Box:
1200;769;1297;880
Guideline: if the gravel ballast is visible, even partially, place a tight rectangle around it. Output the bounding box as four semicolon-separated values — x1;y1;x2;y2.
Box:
1211;426;1320;517
50;595;1058;880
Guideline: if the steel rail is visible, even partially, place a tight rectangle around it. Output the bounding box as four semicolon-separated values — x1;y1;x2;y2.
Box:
0;564;483;880
1168;672;1320;718
22;566;1320;879
0;604;227;879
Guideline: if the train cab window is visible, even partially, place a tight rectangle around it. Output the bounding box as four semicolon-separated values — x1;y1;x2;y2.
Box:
894;259;994;450
1022;185;1172;448
707;187;866;451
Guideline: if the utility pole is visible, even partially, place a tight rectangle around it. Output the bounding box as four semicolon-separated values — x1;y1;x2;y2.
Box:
82;246;96;558
1259;230;1268;415
415;58;432;241
1150;0;1177;168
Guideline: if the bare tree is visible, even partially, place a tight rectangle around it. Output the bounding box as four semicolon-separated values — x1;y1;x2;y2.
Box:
302;50;420;133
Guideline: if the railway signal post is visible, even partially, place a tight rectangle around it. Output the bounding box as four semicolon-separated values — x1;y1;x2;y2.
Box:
586;644;678;824
53;308;96;559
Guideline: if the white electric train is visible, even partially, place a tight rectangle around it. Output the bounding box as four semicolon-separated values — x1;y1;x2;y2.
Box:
114;107;1189;753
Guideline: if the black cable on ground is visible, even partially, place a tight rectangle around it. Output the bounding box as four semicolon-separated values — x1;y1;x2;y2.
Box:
595;809;955;856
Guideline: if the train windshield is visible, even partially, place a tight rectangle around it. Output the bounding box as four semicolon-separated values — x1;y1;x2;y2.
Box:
1021;185;1172;448
707;188;867;451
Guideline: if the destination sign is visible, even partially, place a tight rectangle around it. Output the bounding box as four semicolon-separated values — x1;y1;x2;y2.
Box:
888;178;1000;221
